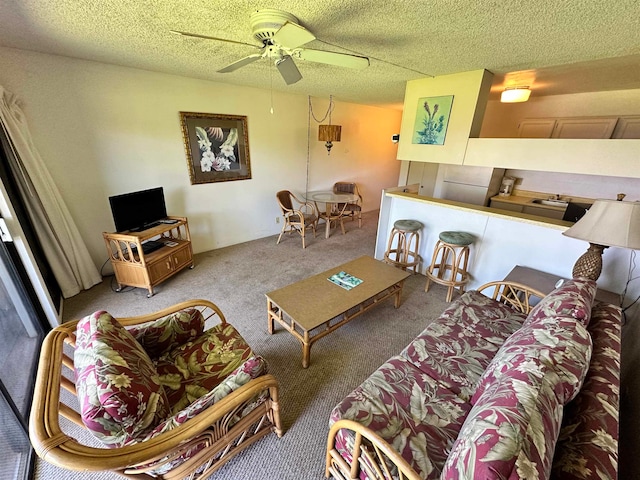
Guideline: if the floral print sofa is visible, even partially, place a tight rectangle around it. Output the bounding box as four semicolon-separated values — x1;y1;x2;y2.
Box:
326;278;621;480
30;299;282;479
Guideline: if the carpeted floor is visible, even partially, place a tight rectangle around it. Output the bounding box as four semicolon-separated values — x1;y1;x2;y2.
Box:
35;210;453;480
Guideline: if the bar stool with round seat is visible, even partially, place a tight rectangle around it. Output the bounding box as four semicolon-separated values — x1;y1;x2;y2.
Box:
425;231;475;302
383;219;423;273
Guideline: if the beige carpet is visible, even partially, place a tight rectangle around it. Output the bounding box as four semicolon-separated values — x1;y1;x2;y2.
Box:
35;211;452;480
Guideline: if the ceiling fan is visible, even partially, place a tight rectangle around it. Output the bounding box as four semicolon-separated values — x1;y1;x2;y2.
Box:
171;8;370;85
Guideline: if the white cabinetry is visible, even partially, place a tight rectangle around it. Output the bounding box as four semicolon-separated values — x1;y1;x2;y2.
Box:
489;199;524;213
517;119;556;138
518;117;619;138
406;161;439;196
612;116;640;138
551;117;618;139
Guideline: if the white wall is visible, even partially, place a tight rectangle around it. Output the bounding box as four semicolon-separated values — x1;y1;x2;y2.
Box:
0;47;401;270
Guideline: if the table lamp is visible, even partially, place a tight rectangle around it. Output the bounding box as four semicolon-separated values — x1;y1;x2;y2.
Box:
562;199;640;280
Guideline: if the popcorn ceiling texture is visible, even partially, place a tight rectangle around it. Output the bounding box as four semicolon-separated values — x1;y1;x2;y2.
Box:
0;0;638;106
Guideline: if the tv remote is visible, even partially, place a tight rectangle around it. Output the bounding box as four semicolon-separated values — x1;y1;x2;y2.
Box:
161;219;179;224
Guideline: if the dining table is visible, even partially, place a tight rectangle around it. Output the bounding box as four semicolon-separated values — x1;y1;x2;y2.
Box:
305;190;359;239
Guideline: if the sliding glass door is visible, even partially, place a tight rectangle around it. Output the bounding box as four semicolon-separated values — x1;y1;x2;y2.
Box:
0;235;45;479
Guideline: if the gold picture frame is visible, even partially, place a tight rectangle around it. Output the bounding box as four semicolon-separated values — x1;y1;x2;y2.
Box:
179;112;251;184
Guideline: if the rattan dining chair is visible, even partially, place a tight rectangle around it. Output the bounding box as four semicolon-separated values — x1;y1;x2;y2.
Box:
276;190;318;248
333;182;363;228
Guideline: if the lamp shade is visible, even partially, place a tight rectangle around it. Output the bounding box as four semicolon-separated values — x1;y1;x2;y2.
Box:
318;124;342;142
500;87;531;103
562;199;640;249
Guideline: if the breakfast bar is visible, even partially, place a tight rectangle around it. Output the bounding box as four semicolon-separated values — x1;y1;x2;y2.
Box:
374;190;631;297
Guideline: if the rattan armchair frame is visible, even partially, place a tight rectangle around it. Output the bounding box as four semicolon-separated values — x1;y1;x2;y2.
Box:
29;299;282;479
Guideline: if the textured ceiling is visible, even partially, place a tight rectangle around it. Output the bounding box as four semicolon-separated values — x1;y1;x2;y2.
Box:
0;0;639;108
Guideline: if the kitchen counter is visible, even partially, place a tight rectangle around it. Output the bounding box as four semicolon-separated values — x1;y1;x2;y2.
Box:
386;192;573;228
489;189;594;221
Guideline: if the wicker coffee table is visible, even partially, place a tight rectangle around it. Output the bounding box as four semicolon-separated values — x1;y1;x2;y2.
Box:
266;256;411;368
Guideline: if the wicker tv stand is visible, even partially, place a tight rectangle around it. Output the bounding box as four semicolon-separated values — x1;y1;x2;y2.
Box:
103;216;193;297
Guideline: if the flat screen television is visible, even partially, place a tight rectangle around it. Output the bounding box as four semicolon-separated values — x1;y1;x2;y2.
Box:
109;187;167;232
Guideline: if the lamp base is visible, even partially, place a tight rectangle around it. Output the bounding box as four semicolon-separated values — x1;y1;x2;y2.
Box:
572;243;607;281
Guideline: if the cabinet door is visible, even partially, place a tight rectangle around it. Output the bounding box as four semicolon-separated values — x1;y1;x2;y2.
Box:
522;205;565;220
171;246;192;270
148;256;175;283
612;116;640;139
551;117;618;139
490;200;523;213
517;119;556;138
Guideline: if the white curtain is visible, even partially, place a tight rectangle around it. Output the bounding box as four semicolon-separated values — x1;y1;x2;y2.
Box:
0;85;101;297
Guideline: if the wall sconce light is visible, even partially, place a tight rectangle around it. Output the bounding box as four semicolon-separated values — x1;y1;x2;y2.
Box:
500;87;531;103
318;124;342;154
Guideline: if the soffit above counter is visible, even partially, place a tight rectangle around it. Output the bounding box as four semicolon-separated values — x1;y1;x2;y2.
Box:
463;138;640;179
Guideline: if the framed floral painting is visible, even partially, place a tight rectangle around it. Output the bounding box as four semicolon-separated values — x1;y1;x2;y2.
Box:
412;95;454;145
179;112;251;184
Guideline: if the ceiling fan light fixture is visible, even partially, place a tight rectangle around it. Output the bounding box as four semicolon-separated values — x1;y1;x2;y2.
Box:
318;124;342;154
501;87;531;103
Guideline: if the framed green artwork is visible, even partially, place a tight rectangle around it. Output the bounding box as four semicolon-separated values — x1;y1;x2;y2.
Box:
412;95;454;145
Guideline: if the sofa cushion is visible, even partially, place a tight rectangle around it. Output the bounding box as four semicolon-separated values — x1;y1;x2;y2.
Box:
441;365;565;480
473;316;593;406
551;302;622;480
401;291;526;401
436;290;528;345
526;278;597;326
131;356;268;476
330;356;471;480
74;311;169;447
128;308;205;358
155;322;255;413
445;311;593;480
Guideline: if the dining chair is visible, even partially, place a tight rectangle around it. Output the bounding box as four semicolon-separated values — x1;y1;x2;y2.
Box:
276;190;318;248
333;182;363;228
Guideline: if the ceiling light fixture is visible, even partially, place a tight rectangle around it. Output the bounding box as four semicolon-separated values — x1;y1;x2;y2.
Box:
500;87;531;103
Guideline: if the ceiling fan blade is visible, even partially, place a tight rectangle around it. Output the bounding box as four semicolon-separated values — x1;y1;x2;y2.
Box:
170;30;262;49
297;49;370;70
218;53;264;73
272;21;316;49
275;55;302;85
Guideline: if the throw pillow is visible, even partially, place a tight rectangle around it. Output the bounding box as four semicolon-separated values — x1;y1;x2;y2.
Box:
472;316;593;406
128;308;205;358
74;311;169;447
525;278;597;326
441;367;564;480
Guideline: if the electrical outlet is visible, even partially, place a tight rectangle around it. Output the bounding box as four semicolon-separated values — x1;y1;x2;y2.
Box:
275;217;280;224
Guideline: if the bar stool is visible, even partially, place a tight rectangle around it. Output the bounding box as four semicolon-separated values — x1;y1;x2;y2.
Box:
383;219;423;273
425;231;474;302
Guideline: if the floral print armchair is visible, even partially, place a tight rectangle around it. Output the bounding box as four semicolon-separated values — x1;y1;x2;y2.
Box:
29;299;282;479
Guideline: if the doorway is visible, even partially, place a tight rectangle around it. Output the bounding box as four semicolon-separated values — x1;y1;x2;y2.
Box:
0;236;45;479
